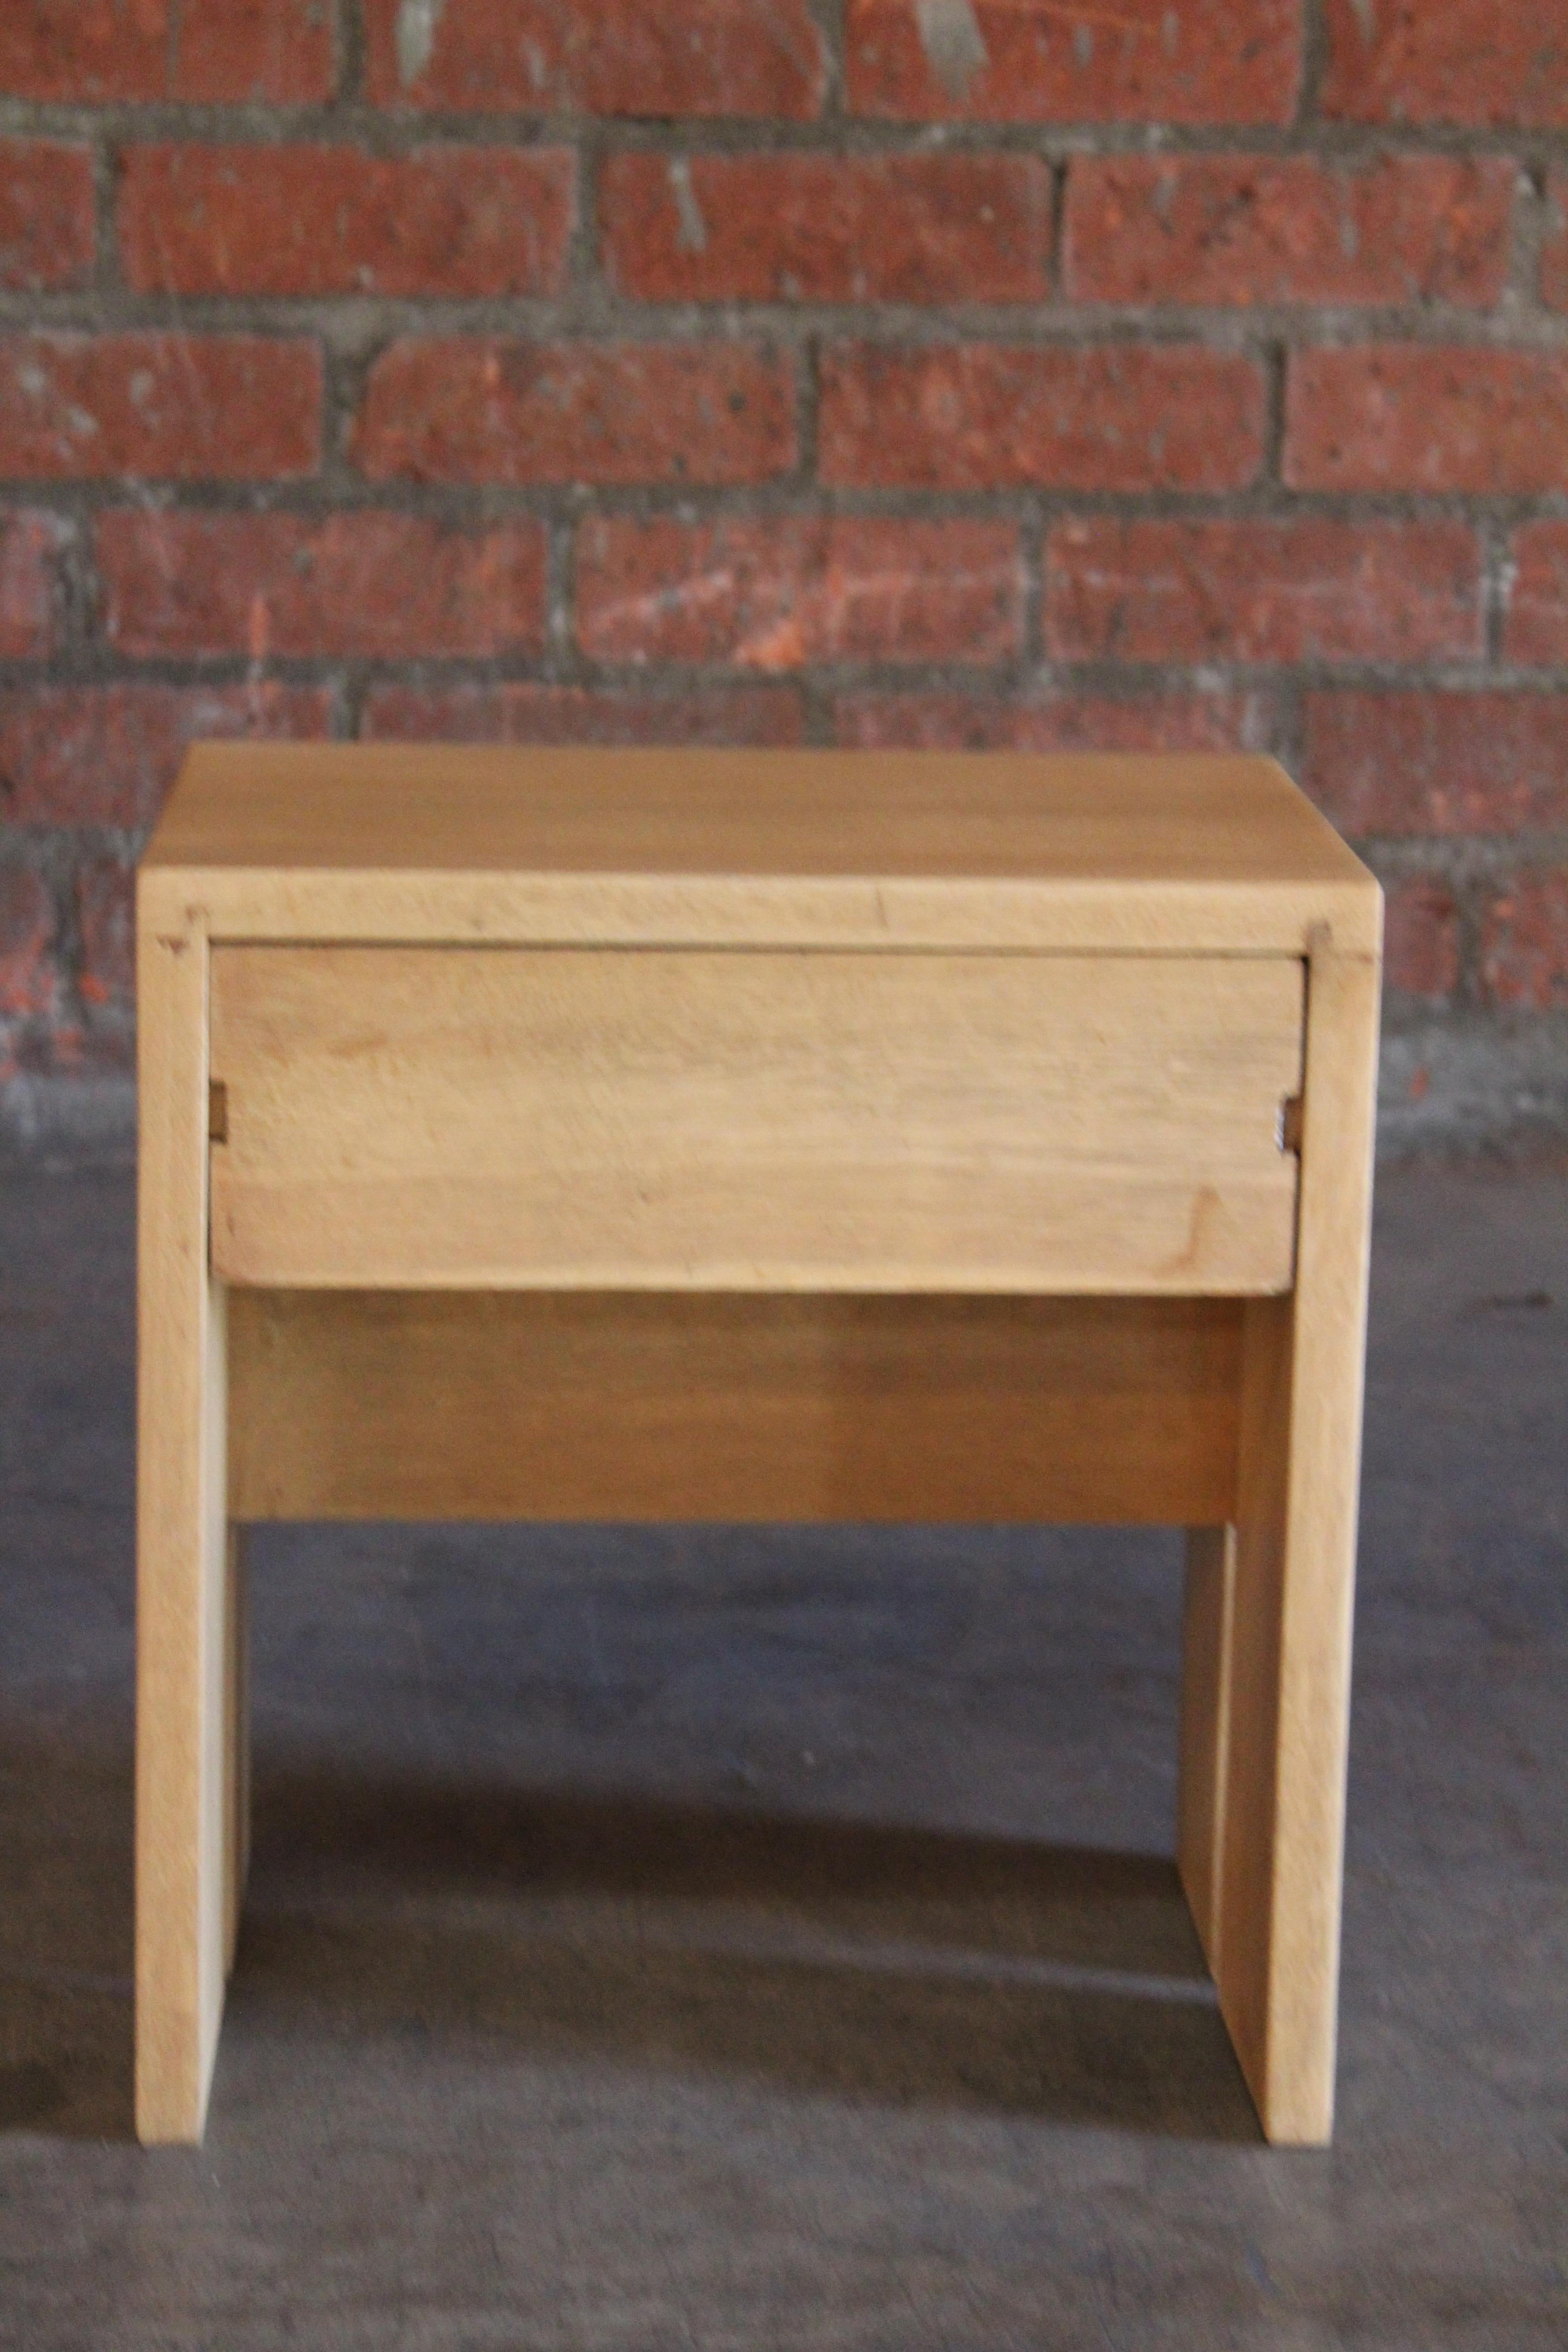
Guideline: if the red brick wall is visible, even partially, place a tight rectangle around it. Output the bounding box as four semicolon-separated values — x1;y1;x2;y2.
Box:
2;1;1567;1137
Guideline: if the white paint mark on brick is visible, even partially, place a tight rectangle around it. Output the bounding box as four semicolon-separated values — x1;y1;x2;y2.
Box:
668;158;709;256
1348;0;1377;44
915;0;989;101
396;0;446;88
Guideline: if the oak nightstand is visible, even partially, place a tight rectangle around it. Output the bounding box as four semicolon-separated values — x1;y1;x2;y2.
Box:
136;745;1381;2146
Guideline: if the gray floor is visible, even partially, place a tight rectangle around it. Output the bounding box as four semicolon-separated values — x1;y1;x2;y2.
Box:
1;1161;1565;2350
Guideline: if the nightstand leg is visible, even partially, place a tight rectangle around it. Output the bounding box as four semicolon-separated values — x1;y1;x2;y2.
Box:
1179;939;1379;2145
136;899;233;2144
1178;1523;1235;1973
223;1525;252;1977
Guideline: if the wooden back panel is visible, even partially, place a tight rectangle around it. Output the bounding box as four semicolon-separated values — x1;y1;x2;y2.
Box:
227;1290;1243;1525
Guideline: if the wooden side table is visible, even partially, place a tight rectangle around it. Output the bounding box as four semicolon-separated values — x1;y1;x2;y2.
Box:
136;745;1381;2146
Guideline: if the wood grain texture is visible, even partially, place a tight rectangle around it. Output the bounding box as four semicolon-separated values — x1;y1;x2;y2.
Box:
135;880;231;2146
1217;1290;1294;2124
1210;934;1381;2146
1178;1524;1235;1972
227;1290;1244;1525
222;1527;250;1980
209;946;1304;1294
143;745;1381;957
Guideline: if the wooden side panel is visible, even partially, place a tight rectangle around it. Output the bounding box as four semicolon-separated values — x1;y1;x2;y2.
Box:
222;1527;250;1980
1216;1291;1294;2115
228;1291;1244;1526
210;948;1303;1295
1178;1524;1235;1972
1210;938;1381;2146
136;891;231;2145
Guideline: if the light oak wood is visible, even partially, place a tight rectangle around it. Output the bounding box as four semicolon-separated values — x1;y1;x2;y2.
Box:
137;744;1382;2148
222;1527;250;1979
145;745;1378;958
209;946;1303;1294
135;880;234;2144
1200;935;1381;2145
1178;1524;1235;1970
227;1291;1244;1526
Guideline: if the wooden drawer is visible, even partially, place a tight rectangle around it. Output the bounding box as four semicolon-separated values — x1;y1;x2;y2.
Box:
208;946;1304;1293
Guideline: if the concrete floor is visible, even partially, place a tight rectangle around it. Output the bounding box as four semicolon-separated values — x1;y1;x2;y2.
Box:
0;1161;1565;2349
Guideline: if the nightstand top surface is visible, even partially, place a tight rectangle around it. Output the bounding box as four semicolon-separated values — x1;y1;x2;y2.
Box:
142;744;1379;955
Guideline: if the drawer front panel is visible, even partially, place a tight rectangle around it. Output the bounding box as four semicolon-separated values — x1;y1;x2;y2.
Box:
209;946;1303;1293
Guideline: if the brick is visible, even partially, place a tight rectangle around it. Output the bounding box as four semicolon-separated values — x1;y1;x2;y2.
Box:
1323;0;1568;128
602;152;1052;305
576;518;1022;670
845;0;1301;123
76;856;133;1012
98;513;548;663
1302;693;1568;838
1543;171;1568;313
819;343;1265;491
0;142;95;293
363;0;826;117
0;512;60;662
0;0;334;103
1063;154;1514;309
1286;346;1568;495
0;335;320;482
0;683;333;830
363;682;805;746
1384;877;1460;1000
1480;871;1568;1010
1047;519;1481;665
0;865;54;1021
355;341;795;487
833;691;1263;752
119;145;573;302
1503;525;1568;667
